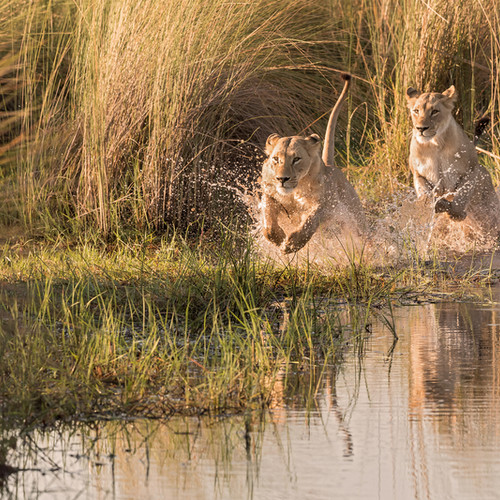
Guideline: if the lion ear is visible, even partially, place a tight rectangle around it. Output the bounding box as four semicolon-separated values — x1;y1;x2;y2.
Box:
304;134;321;152
406;87;421;101
441;85;457;103
265;134;281;155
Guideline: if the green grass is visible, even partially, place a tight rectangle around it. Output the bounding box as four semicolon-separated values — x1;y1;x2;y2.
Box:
0;235;363;424
0;229;491;426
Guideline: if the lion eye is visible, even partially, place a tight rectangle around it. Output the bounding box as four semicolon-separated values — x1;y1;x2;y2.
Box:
292;157;301;164
272;156;279;163
431;109;439;116
412;108;419;115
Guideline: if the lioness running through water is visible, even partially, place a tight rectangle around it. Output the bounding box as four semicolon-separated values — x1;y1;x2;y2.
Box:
406;85;500;243
260;73;366;254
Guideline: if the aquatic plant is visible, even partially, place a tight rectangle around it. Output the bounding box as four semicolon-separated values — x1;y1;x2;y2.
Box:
0;232;383;424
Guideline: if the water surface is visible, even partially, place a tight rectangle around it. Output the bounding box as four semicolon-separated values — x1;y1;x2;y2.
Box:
4;289;500;500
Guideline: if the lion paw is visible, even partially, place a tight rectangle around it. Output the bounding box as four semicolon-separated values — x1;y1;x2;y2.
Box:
448;209;467;221
263;225;286;246
434;199;466;221
434;198;452;214
282;232;308;254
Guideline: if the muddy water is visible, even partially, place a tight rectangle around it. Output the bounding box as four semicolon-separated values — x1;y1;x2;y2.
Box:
5;288;500;500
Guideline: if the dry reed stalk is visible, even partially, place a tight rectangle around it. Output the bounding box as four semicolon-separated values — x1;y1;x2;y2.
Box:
8;0;500;236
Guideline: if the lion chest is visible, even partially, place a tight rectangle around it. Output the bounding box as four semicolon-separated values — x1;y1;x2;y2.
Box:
282;192;317;214
410;145;463;194
273;188;320;226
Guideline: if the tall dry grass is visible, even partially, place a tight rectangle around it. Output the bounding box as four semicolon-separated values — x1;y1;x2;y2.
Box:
0;0;26;225
7;0;500;237
16;0;344;237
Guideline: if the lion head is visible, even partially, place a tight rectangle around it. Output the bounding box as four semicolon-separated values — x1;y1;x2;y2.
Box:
406;85;457;143
262;133;322;195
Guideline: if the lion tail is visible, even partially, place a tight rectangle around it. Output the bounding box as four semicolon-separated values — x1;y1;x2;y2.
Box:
322;73;351;167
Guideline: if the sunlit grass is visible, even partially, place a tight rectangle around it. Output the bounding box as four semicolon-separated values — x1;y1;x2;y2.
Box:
4;0;498;237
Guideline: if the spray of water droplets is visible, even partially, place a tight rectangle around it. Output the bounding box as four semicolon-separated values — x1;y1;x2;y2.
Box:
195;150;499;267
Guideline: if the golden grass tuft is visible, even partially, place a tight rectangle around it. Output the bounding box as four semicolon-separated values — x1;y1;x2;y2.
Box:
1;0;499;237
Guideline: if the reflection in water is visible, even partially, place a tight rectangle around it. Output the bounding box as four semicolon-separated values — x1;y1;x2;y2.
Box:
4;291;500;499
407;299;500;500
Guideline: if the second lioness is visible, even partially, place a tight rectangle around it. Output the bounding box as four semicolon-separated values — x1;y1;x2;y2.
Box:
406;85;500;240
261;74;366;254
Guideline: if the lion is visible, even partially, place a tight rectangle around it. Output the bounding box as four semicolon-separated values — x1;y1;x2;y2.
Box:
260;73;367;254
406;85;500;242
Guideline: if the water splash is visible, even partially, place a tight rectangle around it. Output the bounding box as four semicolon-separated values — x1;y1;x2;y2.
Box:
196;153;498;266
244;186;499;267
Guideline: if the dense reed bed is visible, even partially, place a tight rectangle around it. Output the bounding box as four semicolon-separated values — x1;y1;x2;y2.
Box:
1;0;499;236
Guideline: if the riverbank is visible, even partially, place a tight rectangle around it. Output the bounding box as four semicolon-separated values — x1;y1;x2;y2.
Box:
0;226;496;427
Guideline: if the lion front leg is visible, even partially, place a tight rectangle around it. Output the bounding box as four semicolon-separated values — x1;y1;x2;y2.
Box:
413;172;434;200
262;194;286;246
435;170;477;221
282;211;320;254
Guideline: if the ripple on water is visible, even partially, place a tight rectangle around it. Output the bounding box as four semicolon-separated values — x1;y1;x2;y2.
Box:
4;294;500;499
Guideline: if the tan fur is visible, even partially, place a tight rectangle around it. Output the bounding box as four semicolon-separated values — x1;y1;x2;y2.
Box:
406;85;500;241
260;74;366;254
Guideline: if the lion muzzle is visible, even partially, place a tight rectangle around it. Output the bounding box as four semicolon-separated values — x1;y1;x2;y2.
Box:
276;176;290;187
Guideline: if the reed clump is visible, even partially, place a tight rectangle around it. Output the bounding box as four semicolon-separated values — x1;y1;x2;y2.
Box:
5;0;498;237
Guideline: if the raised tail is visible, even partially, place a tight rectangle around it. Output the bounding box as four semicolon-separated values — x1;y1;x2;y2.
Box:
322;73;351;167
473;116;490;145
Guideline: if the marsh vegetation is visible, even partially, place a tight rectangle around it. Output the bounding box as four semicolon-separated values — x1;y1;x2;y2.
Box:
1;0;500;429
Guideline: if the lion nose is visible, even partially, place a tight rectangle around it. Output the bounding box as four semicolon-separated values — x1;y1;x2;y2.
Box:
416;126;429;134
276;177;290;186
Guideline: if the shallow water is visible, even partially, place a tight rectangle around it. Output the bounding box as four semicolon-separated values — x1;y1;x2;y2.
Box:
4;287;500;500
251;189;500;268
